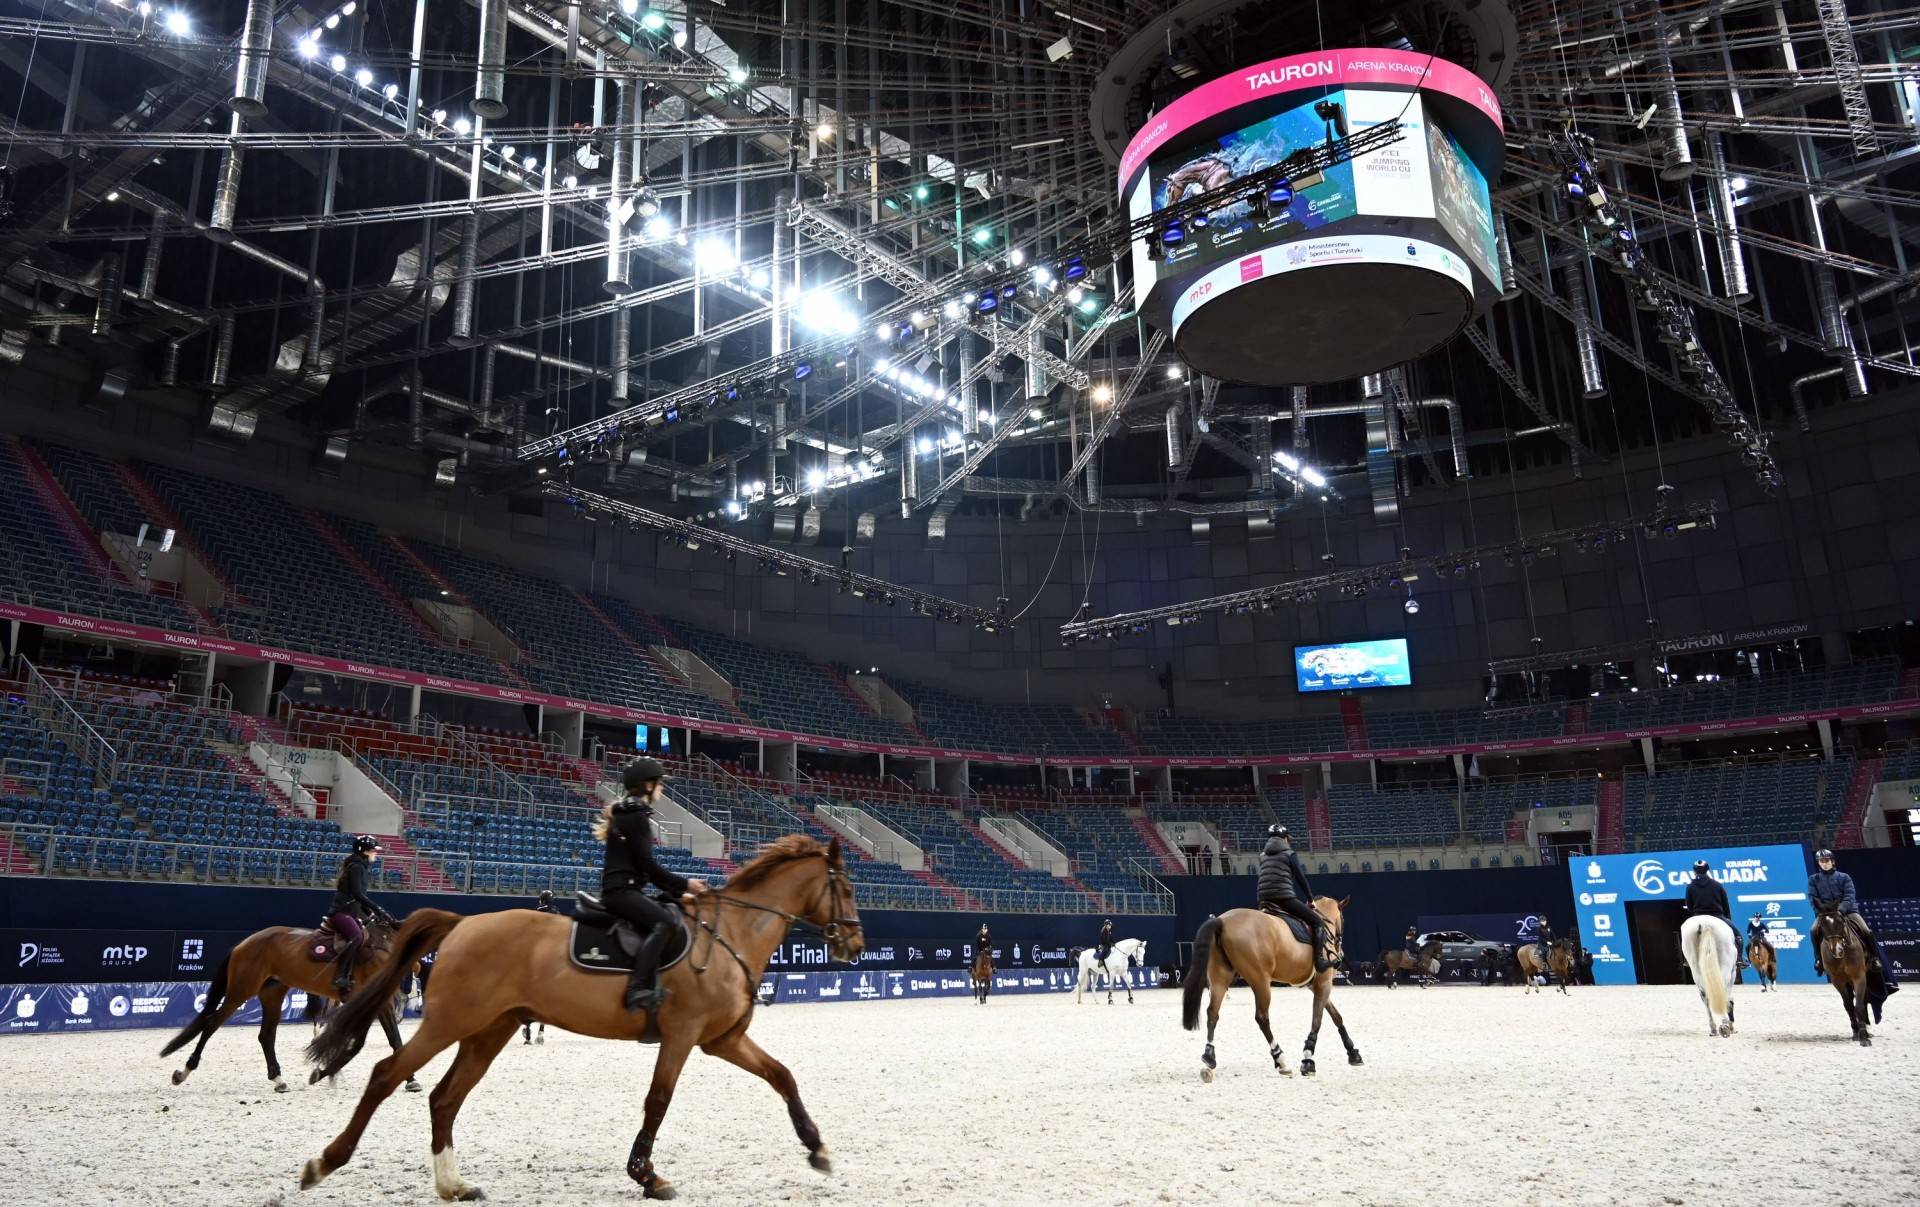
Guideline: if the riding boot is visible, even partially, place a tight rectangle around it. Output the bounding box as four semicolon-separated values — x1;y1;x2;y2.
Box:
1311;924;1334;972
332;939;357;996
623;927;671;1013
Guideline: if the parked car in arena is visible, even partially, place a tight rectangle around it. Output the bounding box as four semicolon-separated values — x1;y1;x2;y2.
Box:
1417;930;1514;977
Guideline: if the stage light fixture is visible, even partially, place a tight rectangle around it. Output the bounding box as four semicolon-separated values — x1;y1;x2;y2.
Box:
977;293;999;315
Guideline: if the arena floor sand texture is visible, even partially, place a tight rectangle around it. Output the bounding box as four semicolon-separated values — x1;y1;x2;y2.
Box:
0;984;1911;1206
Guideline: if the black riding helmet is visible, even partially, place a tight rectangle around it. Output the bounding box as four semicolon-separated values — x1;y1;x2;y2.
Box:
351;833;379;854
538;889;554;904
623;757;668;794
1693;859;1711;875
1815;848;1835;863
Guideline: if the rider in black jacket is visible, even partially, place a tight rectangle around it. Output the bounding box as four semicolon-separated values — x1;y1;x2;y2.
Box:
594;758;710;1012
1531;916;1555;978
1095;919;1114;965
327;835;396;995
1683;861;1732;924
1257;826;1331;970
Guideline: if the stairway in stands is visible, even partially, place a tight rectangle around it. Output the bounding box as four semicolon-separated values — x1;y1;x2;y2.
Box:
1835;755;1885;849
0;832;38;873
1305;790;1333;848
375;830;460;892
1129;815;1185;874
1339;697;1368;750
1564;701;1589;736
383;535;532;688
117;462;245;609
1595;778;1626;854
9;438;128;588
303;510;450;648
909;867;972;909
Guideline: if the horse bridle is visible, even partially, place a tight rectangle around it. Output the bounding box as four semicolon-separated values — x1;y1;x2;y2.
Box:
682;856;861;1005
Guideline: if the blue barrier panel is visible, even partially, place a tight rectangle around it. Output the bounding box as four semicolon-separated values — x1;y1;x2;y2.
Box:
1;966;1168;1036
1568;844;1814;986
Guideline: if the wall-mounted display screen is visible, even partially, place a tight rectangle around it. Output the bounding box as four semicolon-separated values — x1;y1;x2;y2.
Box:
1294;637;1413;692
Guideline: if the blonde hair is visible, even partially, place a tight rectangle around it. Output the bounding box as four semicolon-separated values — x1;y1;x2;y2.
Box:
591;803;614;844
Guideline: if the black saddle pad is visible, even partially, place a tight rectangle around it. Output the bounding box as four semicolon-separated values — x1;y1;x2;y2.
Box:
568;914;690;975
1259;907;1312;946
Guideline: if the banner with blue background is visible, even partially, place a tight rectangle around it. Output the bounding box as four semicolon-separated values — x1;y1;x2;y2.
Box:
1569;844;1815;985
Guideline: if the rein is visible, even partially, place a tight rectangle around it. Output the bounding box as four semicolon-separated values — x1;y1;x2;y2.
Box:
681;857;858;1011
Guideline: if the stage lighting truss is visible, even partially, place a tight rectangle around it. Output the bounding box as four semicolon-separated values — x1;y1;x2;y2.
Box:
1549;130;1781;493
548;484;1009;630
1057;500;1719;645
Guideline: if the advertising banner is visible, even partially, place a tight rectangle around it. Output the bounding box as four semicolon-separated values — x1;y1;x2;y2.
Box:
1568;845;1815;986
6;929;248;985
1348;90;1434;218
1426;121;1497;286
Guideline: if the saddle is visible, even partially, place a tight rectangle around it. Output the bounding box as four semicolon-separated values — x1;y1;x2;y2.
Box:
1258;903;1314;947
569;892;691;975
309;917;377;966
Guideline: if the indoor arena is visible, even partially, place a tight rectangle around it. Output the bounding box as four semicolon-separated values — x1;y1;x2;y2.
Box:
1;0;1917;1203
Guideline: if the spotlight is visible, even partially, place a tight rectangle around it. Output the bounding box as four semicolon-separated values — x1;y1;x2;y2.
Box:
793;361;813;381
1161;218;1185;246
671;27;687;48
807;468;827;490
641;9;667;29
1267;179;1294;207
330;53;348;72
971;227;992;246
1010;248;1026;267
354;68;373;87
619;0;637;13
1404;597;1420;615
1091;384;1113;404
914;184;931;201
942;299;962;319
1064;256;1086;282
727;64;750;85
564;174;578;188
383;82;399;101
816;121;834;140
977;293;999;315
297;35;320;59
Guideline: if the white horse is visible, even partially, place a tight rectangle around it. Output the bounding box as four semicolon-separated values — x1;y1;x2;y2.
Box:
1075;938;1147;1004
1681;915;1738;1038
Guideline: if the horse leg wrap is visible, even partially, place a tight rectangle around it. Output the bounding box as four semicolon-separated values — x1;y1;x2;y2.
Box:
626;1130;656;1184
1201;1044;1217;1070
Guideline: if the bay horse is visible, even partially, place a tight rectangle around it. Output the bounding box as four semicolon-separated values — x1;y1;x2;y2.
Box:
1746;932;1778;992
971;945;994;1004
1517;940;1571;995
158;918;422;1094
1680;915;1738;1038
1180;897;1360;1081
1376;939;1444;988
300;835;863;1201
1814;901;1875;1046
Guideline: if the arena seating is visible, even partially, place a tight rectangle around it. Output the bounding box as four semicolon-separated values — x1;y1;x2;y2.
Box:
1365;704;1567;748
1137;713;1346;756
854;799;1083;908
1324;784;1459;847
1461;776;1599;842
890;677;1130;756
135;463;501;682
663;620;916;745
1623;754;1849;849
1016;805;1162;902
0;439;198;632
1587;660;1903;732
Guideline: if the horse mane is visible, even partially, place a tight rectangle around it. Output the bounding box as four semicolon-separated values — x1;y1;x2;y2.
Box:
725;833;827;891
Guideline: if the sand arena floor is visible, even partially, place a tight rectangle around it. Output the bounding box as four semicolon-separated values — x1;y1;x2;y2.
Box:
0;983;1911;1207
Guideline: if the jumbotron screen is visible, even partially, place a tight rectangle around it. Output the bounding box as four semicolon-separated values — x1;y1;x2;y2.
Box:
1294;637;1413;693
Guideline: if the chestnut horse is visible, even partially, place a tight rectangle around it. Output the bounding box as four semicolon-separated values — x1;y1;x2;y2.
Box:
971;945;994;1003
157;919;421;1094
1517;940;1572;995
1814;901;1876;1046
1180;897;1361;1081
1746;932;1778;992
1376;939;1444;988
300;835;863;1201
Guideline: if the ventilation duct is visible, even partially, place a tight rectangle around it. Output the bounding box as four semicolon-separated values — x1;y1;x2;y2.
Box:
604;82;634;296
1085;456;1102;505
1025;326;1050;400
479;345;498;425
449;213;481;344
433;457;459;488
1189;516;1211;543
1164;401;1185;467
1251;417;1273;494
209;313;236;390
97;367;132;403
1656;49;1693;181
1292;385;1310;450
407;364;425;447
138;213;165;300
321;435;350;464
771;193;790;450
1365;401;1399;522
208;116;245;243
798;507;823;545
1495;217;1520;300
609;308;631;403
90;250;123;338
1800;151;1869;400
854;512;876;544
206;402;258;440
230;0;274;118
0;328;31;366
158;339;181;385
473;0;510;120
1704;134;1751;303
1560;260;1606;399
898;436;918;518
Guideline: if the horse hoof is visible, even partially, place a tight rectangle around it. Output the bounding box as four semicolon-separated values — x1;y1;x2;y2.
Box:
643;1179;677;1200
274;1079;291;1094
455;1189;487;1202
1349;1053;1364;1066
1300;1059;1316;1078
809;1148;833;1174
1199;1066;1215;1084
170;1069;187;1086
405;1079;424;1093
299;1158;329;1190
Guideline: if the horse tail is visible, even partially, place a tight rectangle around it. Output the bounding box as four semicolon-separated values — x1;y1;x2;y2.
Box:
305;909;460;1080
159;949;233;1057
1182;916;1222;1031
1691;920;1730;1020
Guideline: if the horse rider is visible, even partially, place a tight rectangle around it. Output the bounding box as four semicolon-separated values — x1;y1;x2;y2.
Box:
975;923;992;964
1257;825;1332;970
1807;849;1898;995
1404;925;1421;959
525;891;560;1043
593;758;711;1012
327;834;396;996
1746;911;1770;951
1095;919;1115;966
1531;915;1555;976
1683;860;1732;928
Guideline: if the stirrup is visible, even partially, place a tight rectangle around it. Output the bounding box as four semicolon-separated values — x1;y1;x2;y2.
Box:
624;978;669;1013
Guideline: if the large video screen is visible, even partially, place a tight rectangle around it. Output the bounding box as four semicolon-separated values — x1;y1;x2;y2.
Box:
1294;637;1413;693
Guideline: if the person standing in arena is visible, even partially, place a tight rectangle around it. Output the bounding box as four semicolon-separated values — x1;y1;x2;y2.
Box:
524;890;560;1043
593;758;710;1012
1807;849;1897;995
1257;825;1331;970
328;834;396;996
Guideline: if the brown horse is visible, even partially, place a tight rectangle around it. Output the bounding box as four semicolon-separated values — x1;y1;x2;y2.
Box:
971;945;994;1004
300;835;863;1201
157;919;422;1094
1180;897;1360;1081
1516;940;1571;995
1814;902;1875;1046
1376;939;1444;988
1746;934;1778;992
